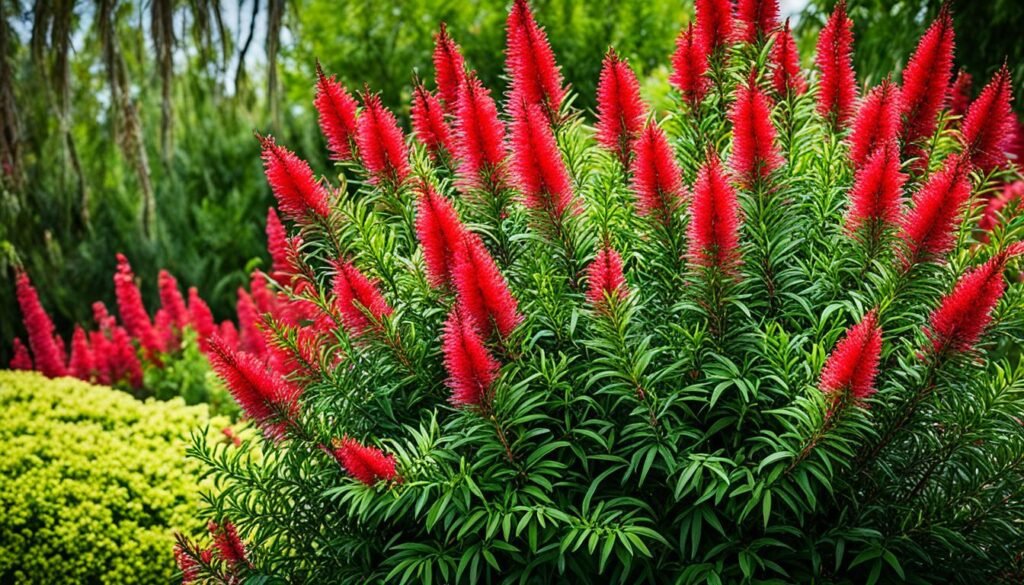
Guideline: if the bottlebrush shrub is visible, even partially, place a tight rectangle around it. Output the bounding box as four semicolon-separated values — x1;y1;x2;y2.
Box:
0;371;228;583
179;1;1024;583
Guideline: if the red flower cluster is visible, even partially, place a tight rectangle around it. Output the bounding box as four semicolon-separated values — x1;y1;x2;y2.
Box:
415;182;468;288
670;24;709;108
433;23;466;114
356;90;410;185
442;307;501;407
411;83;454;162
736;0;779;44
848;80;901;169
331;259;393;335
847;143;906;234
314;64;359;162
260;135;331;220
770;20;806;97
927;247;1023;353
630;122;685;222
586;245;628;306
209;520;251;569
14;271;66;378
899;154;971;264
960;65;1015;172
505;0;565;120
695;0;734;54
819;311;883;401
453;74;508;193
728;74;782;187
452;235;521;340
900;10;955;156
689;153;742;271
815;1;858;128
332;436;399;485
595;48;647;164
509;100;576;219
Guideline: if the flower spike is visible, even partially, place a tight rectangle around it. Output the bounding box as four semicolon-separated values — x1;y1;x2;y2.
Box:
695;0;735;53
630;121;685;222
729;73;783;187
770;20;806;97
960;65;1015;172
15;271;66;378
586;245;628;306
259;134;331;220
332;436;399;485
899;9;955;152
208;520;251;569
68;325;94;381
452;234;522;339
356;90;411;185
9;337;32;371
509;100;576;218
948;69;973;119
670;24;709;108
819;310;883;401
415;182;468;288
847;143;906;234
595;48;648;164
689;153;742;271
454;73;508;193
113;254;163;355
848;79;901;169
814;1;858;129
506;0;566;120
331;259;393;335
899;153;971;265
442;306;501;407
158;270;189;330
411;83;455;162
433;22;467;113
314;63;359;162
737;0;780;44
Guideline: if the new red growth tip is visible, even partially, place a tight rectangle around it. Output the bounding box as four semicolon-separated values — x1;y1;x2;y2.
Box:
848;79;902;169
332;436;399;485
630;122;685;222
331;259;393;334
728;74;783;187
259;135;331;220
356;90;411;185
819;310;883;401
595;48;648;164
314;64;360;162
586;245;628;306
688;153;742;271
670;24;709;107
442;306;501;407
452;234;522;339
960;65;1015;172
415;182;468;288
814;1;858;129
505;0;566;120
14;271;66;378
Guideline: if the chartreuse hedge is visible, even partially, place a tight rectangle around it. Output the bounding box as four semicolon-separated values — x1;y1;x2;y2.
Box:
0;370;220;583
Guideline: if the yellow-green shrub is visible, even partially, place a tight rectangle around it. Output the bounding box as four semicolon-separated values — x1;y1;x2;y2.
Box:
0;370;218;583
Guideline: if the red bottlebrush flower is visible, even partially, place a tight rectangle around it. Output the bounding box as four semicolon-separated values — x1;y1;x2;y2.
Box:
207;334;300;437
433;23;467;113
111;325;143;388
174;542;210;584
960;65;1015;172
314;64;360;162
411;84;455;162
595;48;648;163
948;69;973;119
10;338;32;370
737;0;779;44
415;182;468;288
899;153;971;264
209;520;251;569
505;0;566;119
819;310;883;401
770;20;807;97
846;143;906;233
15;271;66;378
236;288;267;358
978;180;1024;234
670;24;709;107
814;1;858;129
68;326;94;381
728;74;783;187
695;0;735;53
250;271;277;317
188;287;216;351
158;270;189;330
442;307;500;407
629;122;685;222
331;436;399;485
219;321;240;350
848;79;902;169
899;10;955;149
356;90;411;185
113;253;162;354
586;245;628;306
259;135;331;220
509;100;576;218
332;259;393;334
688;153;742;270
93;301;116;332
88;328;113;385
453;73;509;192
452;234;522;339
268;325;324;379
266;207;293;287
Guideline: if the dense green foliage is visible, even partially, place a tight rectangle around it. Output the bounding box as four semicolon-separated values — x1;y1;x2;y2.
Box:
0;370;221;583
178;4;1024;584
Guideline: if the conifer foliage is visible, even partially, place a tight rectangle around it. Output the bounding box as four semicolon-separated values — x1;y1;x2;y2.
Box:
178;2;1024;583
